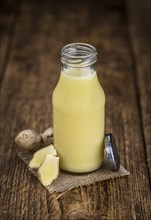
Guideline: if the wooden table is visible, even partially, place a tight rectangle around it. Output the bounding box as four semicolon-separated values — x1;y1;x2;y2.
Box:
1;0;151;219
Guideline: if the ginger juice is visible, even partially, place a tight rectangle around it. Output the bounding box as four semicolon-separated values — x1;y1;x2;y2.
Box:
52;43;105;173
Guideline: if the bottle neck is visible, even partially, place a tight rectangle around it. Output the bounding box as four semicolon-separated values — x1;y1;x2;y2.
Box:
61;64;96;78
61;43;97;70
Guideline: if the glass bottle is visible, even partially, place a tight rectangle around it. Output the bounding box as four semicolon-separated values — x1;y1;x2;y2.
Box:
52;43;105;173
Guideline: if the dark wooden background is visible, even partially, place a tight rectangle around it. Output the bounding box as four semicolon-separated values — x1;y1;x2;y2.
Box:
0;0;151;219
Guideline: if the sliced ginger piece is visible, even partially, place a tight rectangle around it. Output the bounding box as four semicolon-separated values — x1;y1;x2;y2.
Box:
38;154;59;186
29;145;57;169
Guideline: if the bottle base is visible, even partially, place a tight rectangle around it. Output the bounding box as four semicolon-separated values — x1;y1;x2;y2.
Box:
59;161;103;174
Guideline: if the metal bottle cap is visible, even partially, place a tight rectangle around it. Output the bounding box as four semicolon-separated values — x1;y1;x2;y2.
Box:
104;134;120;171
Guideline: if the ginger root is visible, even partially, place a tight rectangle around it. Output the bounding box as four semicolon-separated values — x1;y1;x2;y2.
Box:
15;128;60;187
38;154;59;186
15;129;42;151
40;127;53;146
29;145;57;169
15;127;53;151
29;144;59;186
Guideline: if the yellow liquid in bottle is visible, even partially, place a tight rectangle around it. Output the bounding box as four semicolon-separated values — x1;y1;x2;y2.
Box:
52;68;105;173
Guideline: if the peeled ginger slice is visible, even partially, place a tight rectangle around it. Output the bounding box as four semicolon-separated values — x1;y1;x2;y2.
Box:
29;145;57;169
38;155;59;186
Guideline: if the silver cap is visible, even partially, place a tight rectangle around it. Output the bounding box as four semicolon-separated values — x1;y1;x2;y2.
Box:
104;134;120;171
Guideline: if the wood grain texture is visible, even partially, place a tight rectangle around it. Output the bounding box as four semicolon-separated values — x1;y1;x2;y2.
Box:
126;0;151;179
0;0;21;82
0;0;151;219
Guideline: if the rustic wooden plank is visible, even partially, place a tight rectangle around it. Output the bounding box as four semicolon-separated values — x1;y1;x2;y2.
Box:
126;0;151;180
0;0;151;219
0;0;21;82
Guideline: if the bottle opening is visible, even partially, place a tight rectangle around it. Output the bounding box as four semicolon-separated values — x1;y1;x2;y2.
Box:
61;43;97;67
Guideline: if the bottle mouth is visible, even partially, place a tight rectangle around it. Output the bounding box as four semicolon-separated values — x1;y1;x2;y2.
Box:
61;43;97;67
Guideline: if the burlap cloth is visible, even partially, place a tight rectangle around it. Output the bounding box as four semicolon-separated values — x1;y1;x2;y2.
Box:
18;150;129;195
